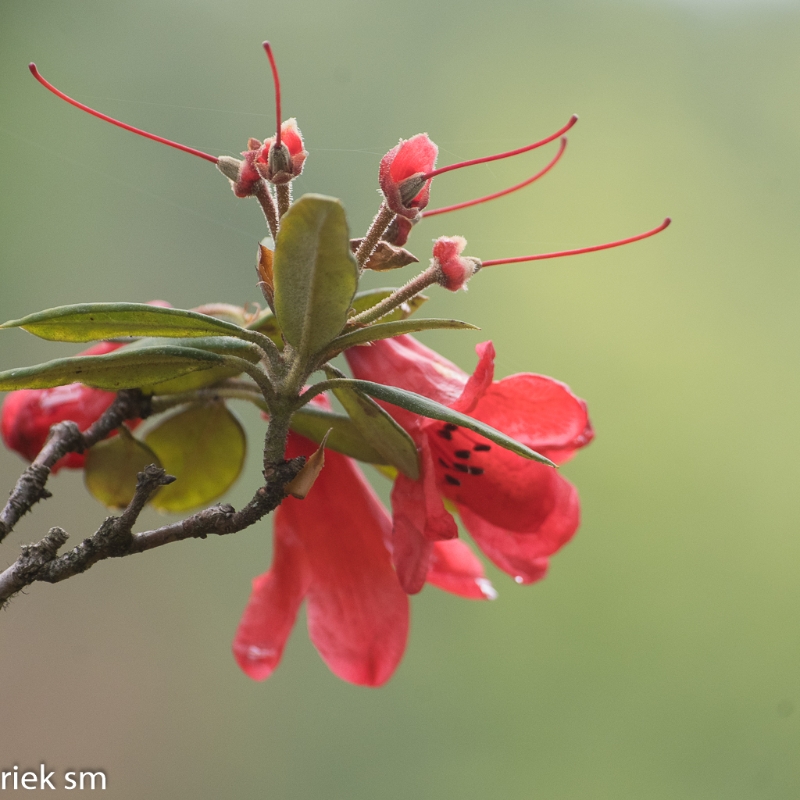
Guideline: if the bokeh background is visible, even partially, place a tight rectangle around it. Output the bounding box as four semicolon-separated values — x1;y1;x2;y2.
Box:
1;0;799;797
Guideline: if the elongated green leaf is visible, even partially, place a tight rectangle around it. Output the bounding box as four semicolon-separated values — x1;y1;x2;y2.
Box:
145;403;246;512
84;429;162;509
0;303;252;343
329;380;419;479
289;406;387;464
0;346;225;392
351;289;428;322
121;335;262;362
273;194;358;358
129;336;264;394
325;318;478;358
326;379;556;466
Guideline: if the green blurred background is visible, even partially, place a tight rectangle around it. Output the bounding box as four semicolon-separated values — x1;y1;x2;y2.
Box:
1;0;799;797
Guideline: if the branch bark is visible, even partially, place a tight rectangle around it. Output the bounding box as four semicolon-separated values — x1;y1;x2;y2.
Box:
0;457;303;608
0;390;152;545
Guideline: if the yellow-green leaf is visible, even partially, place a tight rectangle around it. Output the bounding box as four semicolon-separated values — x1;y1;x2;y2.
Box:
0;346;224;392
329;379;419;479
84;429;162;510
324;318;478;359
289;406;386;464
145;403;247;513
0;303;252;343
350;288;428;323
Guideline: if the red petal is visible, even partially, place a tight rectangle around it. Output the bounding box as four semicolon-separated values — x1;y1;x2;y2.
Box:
450;341;495;414
427;539;497;600
469;373;593;458
232;528;310;681
428;418;579;533
457;473;579;583
390;440;457;595
0;341;130;473
390;134;437;182
280;118;305;156
345;336;468;427
378;134;438;218
284;435;409;686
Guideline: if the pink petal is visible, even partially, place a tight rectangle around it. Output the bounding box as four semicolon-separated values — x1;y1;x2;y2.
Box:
232;529;310;681
427;539;497;600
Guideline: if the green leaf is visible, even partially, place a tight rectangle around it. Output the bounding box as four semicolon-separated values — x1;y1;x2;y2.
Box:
0;345;226;392
329;378;419;479
84;429;162;509
272;194;359;358
0;303;253;343
351;288;428;323
324;318;478;358
289;406;387;464
326;379;557;467
145;402;247;513
133;337;262;394
246;309;281;344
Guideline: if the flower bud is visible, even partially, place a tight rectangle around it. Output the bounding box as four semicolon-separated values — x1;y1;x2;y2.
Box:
432;236;481;291
255;119;307;185
379;134;438;220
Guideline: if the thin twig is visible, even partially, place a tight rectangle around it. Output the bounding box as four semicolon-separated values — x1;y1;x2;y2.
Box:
354;204;395;268
0;457;303;608
0;390;152;545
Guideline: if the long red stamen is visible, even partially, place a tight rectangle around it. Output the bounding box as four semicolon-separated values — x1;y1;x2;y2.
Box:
28;63;218;164
423;137;568;218
421;115;577;181
262;42;282;149
481;218;671;267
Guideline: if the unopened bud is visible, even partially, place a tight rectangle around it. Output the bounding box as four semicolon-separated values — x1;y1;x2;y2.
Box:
432;236;481;292
216;156;243;182
398;174;428;207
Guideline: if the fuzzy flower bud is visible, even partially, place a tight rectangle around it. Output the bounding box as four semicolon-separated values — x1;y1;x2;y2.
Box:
379;134;438;220
256;119;307;185
432;236;481;291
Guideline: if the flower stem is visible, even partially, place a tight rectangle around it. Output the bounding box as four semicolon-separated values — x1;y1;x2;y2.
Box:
255;183;280;240
276;183;292;217
346;265;438;328
355;203;395;268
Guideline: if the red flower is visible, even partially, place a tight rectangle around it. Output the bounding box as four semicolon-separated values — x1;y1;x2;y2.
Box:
379;133;438;220
0;341;129;473
233;429;495;686
345;335;594;593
